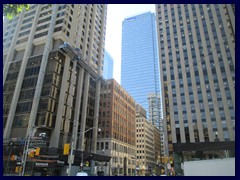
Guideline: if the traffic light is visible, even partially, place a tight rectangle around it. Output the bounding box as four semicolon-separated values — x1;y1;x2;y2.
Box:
169;157;173;164
28;150;35;158
85;161;89;167
63;143;70;155
15;166;22;173
35;147;40;156
161;157;164;163
165;157;168;163
15;166;19;173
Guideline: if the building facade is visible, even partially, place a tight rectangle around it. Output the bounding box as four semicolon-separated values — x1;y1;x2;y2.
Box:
148;93;162;128
103;50;114;79
97;79;136;176
3;4;108;176
135;104;160;176
153;126;161;173
156;4;235;174
121;12;161;119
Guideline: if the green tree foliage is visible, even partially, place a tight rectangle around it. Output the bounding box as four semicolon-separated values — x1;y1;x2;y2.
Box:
3;4;30;20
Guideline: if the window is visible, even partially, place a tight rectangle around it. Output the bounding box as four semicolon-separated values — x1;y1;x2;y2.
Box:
105;142;109;149
24;10;36;17
16;101;32;113
34;31;48;39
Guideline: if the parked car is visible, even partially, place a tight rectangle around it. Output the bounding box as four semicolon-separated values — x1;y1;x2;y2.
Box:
76;171;88;176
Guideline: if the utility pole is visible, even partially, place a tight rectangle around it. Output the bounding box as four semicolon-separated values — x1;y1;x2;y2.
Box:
68;127;101;176
21;128;34;176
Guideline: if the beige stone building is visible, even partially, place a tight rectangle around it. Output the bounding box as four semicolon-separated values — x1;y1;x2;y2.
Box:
156;4;235;174
135;104;158;175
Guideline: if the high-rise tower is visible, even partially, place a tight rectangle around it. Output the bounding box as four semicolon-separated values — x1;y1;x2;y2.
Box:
156;4;235;174
3;4;108;176
121;12;161;120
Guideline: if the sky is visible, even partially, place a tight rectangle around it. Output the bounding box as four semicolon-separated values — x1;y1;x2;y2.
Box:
104;4;156;84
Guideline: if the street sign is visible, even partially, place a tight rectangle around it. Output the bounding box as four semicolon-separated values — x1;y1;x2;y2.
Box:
68;155;74;164
35;162;48;167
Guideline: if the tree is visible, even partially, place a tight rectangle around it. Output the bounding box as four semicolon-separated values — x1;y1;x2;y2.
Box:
3;4;30;20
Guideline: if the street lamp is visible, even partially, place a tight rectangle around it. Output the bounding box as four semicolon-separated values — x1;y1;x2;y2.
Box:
68;126;101;176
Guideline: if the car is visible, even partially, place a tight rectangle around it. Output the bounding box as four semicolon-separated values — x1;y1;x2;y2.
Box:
76;171;88;176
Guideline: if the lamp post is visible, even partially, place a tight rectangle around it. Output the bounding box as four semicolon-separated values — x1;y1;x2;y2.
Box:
68;126;101;176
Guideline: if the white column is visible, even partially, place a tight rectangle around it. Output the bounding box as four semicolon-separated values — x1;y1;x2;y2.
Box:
49;56;70;148
27;4;59;138
91;80;101;153
78;72;90;151
72;67;85;147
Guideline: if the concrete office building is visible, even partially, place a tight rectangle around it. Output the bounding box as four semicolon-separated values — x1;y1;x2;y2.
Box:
103;50;114;79
97;79;136;176
156;4;235;174
121;12;161;120
3;4;108;176
135;104;160;176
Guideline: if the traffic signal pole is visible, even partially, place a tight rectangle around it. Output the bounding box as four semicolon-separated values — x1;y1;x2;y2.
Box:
21;131;32;176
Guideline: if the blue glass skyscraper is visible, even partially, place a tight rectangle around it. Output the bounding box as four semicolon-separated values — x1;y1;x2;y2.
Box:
121;12;160;118
103;50;114;79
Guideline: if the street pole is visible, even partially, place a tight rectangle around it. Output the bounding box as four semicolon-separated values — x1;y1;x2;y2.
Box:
68;126;101;176
21;126;46;176
21;132;31;176
80;150;83;171
68;141;74;176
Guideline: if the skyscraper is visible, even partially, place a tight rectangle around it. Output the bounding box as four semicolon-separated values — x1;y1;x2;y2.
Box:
3;4;108;176
103;50;114;79
121;12;161;119
156;4;235;174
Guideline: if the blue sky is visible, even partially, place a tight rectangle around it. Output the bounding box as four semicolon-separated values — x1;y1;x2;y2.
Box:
105;4;156;83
